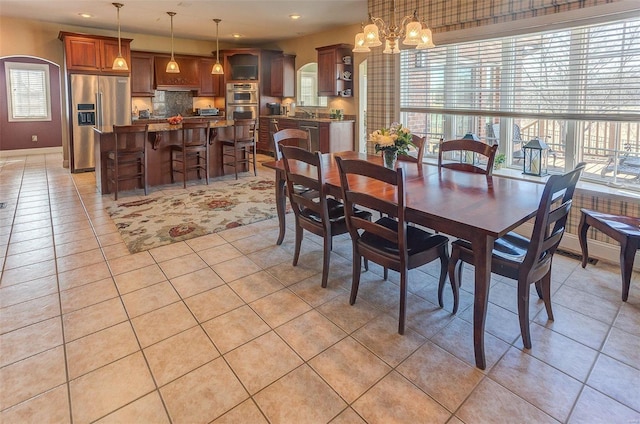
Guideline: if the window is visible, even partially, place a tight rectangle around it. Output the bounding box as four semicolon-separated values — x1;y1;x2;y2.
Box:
297;63;327;107
5;62;51;122
400;17;640;190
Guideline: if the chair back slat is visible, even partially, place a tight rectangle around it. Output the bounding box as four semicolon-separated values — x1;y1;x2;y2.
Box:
438;138;498;175
335;157;407;248
397;134;426;165
181;120;210;146
522;164;584;279
280;145;327;221
273;128;310;160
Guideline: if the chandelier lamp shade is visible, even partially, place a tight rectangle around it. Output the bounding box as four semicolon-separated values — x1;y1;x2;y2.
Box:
111;3;128;70
211;19;224;75
353;0;435;54
166;11;180;73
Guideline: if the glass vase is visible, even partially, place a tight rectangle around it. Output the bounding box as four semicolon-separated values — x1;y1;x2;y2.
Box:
383;149;398;169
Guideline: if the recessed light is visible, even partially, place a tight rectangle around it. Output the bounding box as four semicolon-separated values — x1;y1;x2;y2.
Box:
78;12;93;18
232;33;242;38
289;14;301;20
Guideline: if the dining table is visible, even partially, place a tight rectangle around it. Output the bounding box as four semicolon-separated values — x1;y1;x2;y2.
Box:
263;151;548;369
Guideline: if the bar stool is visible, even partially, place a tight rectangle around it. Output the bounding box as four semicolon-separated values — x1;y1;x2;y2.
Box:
220;119;257;179
107;124;149;200
171;120;210;188
579;208;640;301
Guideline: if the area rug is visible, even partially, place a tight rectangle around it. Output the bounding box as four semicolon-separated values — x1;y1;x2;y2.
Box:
107;177;279;253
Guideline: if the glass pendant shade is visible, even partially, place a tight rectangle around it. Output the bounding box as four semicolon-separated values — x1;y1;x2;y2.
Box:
403;20;422;45
166;12;180;73
354;0;435;54
352;32;371;53
112;55;128;71
416;27;435;49
363;23;382;47
111;3;128;71
383;39;400;54
211;18;224;75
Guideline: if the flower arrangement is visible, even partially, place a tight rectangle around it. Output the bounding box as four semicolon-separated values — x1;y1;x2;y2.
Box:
370;122;414;155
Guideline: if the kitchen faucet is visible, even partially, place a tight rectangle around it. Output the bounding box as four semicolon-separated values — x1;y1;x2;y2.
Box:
298;108;316;118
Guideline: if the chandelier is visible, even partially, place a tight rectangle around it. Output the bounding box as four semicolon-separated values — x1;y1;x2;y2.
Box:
353;0;435;54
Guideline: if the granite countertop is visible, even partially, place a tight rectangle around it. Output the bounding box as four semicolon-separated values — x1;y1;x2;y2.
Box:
94;119;234;134
264;115;355;123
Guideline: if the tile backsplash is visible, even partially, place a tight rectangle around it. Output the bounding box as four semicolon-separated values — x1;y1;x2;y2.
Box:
152;91;194;117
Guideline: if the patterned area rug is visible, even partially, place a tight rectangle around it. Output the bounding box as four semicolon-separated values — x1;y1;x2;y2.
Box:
107;177;279;253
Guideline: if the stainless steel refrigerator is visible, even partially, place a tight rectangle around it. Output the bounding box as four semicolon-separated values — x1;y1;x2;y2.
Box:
70;74;131;172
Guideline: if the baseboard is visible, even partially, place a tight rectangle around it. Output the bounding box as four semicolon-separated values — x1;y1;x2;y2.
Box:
516;222;639;271
0;146;63;158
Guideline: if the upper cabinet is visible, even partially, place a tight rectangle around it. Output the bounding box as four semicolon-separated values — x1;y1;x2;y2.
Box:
130;52;155;97
270;54;295;97
58;32;132;74
154;55;200;90
198;58;225;97
223;50;260;83
316;44;353;97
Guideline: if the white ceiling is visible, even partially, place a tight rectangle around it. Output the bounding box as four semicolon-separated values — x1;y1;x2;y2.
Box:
0;0;368;44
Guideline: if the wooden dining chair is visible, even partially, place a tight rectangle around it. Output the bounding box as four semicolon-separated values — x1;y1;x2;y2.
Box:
438;138;499;175
220;119;257;179
444;164;585;349
171;120;210;188
273;128;311;160
280;146;372;289
335;157;450;334
107;124;149;200
398;134;426;165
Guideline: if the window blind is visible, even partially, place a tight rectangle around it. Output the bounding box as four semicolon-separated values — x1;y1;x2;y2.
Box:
8;67;49;120
400;17;640;121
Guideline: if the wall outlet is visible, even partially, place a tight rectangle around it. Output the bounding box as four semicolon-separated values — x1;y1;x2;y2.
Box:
31;135;38;143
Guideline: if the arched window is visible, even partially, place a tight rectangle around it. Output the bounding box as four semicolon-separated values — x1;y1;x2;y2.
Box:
297;63;327;107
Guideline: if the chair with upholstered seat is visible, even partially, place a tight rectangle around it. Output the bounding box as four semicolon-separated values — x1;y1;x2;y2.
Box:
335;156;450;334
398;134;426;165
171;120;210;188
107;124;149;200
281;146;372;289
445;164;584;348
579;209;640;301
438;138;499;175
220;119;257;179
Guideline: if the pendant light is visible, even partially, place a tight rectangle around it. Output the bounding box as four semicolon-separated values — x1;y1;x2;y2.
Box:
211;19;224;75
111;3;128;70
166;11;180;73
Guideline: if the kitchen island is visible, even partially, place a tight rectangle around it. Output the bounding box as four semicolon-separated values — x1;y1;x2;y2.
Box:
93;120;235;195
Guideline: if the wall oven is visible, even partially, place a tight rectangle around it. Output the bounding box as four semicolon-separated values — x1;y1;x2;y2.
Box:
227;105;258;121
226;83;258;105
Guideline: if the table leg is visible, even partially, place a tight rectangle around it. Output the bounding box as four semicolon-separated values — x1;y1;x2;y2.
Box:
472;234;494;370
578;211;590;268
275;169;287;245
620;237;638;302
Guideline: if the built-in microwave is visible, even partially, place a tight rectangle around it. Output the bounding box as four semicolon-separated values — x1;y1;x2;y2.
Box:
226;83;258;105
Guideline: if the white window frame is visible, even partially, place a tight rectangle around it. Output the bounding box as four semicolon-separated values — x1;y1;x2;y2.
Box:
297;62;327;107
5;61;51;122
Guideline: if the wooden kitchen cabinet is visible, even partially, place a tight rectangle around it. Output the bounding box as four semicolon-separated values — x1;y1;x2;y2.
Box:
59;32;131;74
198;58;225;97
270;54;295;97
130;52;155;96
258;117;272;152
316;44;353;97
154;55;200;90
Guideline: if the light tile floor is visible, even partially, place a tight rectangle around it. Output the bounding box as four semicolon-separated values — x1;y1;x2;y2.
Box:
1;152;639;423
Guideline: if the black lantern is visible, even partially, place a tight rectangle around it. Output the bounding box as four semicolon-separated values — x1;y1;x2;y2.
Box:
461;132;480;164
523;138;549;176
